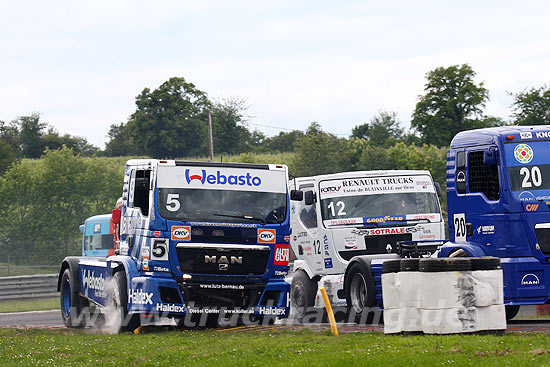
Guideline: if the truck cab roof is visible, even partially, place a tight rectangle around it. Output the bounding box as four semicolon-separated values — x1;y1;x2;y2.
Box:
451;125;550;148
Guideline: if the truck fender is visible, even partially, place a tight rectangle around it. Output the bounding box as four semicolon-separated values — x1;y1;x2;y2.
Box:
107;255;139;281
343;254;400;292
438;241;487;258
57;257;82;292
292;259;316;280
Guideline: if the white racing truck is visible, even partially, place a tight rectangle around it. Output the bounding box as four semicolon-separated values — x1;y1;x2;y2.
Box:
289;170;445;322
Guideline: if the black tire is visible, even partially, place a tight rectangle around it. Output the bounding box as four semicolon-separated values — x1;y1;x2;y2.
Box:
112;271;140;332
60;268;86;328
446;258;472;271
505;305;520;320
400;258;420;272
383;259;401;273
471;257;501;271
345;262;377;323
419;258;446;272
290;270;317;322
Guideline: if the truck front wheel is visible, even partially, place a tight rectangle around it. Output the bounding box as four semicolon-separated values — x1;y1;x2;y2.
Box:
112;271;140;332
290;270;317;321
60;268;86;328
345;263;377;323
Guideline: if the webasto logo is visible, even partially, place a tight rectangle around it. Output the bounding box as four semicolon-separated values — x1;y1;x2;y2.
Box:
185;169;261;186
82;270;105;291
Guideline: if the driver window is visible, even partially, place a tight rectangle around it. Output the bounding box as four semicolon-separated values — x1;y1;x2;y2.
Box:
298;185;318;229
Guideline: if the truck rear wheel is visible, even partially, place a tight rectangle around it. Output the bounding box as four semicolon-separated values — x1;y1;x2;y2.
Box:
505;305;520;320
345;263;377;323
112;271;140;333
60;268;87;328
290;270;317;322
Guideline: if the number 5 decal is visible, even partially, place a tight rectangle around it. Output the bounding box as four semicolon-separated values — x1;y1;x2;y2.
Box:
453;213;467;242
151;239;169;261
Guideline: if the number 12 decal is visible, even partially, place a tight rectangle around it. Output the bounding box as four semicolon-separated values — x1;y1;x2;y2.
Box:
454;213;466;242
327;201;347;217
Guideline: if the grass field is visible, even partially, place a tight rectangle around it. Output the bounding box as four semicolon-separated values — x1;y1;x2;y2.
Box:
0;327;549;366
0;298;58;313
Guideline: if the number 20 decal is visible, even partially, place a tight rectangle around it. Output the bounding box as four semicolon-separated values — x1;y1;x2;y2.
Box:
454;213;466;242
520;166;542;188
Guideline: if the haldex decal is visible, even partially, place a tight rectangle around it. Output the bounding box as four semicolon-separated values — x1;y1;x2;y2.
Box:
128;289;153;305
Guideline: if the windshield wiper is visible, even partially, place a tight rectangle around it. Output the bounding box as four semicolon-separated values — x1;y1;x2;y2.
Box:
213;213;266;224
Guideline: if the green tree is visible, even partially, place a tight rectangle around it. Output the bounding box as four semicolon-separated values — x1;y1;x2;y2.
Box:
0;139;16;174
210;97;251;155
126;77;210;158
352;111;404;147
18;113;47;158
104;122;136;157
510;85;550;125
264;130;305;152
411;64;490;146
292;122;351;176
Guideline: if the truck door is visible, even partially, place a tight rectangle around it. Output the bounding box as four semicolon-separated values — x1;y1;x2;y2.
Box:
291;182;325;274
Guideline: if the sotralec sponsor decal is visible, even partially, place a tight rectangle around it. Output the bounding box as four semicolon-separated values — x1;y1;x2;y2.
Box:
351;226;420;236
172;226;191;241
258;228;276;244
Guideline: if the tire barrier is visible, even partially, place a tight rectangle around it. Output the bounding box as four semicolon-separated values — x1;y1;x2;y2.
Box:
382;257;506;334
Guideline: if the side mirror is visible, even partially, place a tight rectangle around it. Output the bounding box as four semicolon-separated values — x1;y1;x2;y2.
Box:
434;182;442;197
290;189;303;201
484;149;497;166
304;191;316;206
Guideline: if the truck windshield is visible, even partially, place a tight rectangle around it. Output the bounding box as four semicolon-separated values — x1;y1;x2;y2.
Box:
318;174;440;227
505;140;550;202
84;234;114;251
158;189;286;224
156;165;288;224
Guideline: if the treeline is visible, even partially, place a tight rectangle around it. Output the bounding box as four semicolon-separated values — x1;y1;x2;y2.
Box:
2;63;550;265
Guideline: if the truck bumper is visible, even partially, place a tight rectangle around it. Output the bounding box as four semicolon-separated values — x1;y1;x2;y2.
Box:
128;276;290;318
501;257;550;305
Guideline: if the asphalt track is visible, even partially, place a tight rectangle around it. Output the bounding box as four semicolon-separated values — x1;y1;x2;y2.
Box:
1;309;549;333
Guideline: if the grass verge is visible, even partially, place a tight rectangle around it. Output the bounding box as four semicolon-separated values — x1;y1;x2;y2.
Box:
0;328;549;366
0;298;58;313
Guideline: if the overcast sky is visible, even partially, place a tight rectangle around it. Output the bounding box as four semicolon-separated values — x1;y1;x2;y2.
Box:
2;0;550;149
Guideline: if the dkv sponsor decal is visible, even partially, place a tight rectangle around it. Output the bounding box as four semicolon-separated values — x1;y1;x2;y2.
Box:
172;226;191;241
258;228;276;244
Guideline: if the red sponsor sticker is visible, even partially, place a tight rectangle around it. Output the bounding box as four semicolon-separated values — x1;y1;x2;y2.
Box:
153;231;161;237
171;226;191;241
258;229;276;244
274;244;290;265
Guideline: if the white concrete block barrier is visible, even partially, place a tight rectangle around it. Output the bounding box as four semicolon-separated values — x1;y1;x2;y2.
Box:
382;257;505;334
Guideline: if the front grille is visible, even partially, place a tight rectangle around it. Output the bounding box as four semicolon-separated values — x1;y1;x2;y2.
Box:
535;227;550;255
339;233;411;260
190;226;258;244
177;245;270;275
181;282;265;308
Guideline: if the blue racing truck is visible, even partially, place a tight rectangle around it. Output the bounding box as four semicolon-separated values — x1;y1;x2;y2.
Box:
440;126;550;319
58;160;291;331
79;214;114;257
